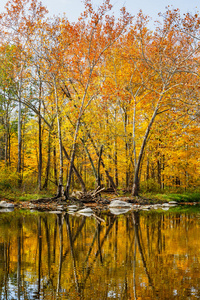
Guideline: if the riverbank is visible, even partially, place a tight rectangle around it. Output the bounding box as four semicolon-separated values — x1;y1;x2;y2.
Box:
0;190;200;213
0;189;200;204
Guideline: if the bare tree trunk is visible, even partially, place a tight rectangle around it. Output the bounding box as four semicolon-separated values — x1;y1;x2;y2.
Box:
53;145;58;186
38;78;42;191
43;128;51;189
132;106;159;196
97;145;103;188
114;137;118;187
86;130;117;192
62;145;86;193
17;66;23;187
53;78;64;197
17;98;22;185
82;139;98;183
65;117;81;198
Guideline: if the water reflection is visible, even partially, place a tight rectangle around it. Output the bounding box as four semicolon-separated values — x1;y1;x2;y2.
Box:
0;209;200;299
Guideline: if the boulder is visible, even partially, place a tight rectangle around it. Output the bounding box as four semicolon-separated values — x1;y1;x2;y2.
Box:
109;200;132;208
0;201;14;208
77;207;93;216
109;208;131;215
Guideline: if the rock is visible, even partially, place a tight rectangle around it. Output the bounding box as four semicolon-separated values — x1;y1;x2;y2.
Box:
140;205;153;211
161;207;169;211
153;204;162;210
56;205;64;211
109;200;132;208
0;201;14;208
77;207;93;216
168;201;178;205
67;205;78;210
0;208;14;213
109;208;131;215
162;203;171;207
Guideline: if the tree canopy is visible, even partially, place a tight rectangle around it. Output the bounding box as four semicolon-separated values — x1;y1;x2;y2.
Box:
0;0;199;197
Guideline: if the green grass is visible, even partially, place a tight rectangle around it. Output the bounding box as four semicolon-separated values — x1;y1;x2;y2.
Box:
159;192;200;203
141;192;200;203
0;189;54;202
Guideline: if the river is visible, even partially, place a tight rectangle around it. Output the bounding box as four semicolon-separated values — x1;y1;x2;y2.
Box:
0;206;200;299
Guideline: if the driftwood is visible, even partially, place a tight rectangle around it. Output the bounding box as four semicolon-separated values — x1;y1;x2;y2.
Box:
71;186;105;203
30;186;105;204
30;196;65;204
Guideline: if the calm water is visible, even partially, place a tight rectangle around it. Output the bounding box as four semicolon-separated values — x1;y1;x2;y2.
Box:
0;207;200;299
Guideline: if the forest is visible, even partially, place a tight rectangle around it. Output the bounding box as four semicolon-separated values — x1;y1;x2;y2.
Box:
0;0;199;199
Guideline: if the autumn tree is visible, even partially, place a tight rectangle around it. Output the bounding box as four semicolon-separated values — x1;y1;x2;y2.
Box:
123;10;200;195
0;0;48;185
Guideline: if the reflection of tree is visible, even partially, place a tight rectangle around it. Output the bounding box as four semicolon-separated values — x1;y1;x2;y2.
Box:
37;216;42;298
57;214;64;294
132;212;157;299
17;218;22;300
97;223;103;264
43;216;51;278
4;242;10;300
63;216;86;260
1;210;200;299
114;218;118;262
65;214;82;297
83;216;116;285
53;216;57;263
133;237;137;300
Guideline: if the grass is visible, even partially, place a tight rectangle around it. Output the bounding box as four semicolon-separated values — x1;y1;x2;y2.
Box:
140;191;200;203
157;192;200;203
0;188;54;202
1;183;200;204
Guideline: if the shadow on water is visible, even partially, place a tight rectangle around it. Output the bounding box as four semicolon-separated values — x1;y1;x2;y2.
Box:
0;207;200;299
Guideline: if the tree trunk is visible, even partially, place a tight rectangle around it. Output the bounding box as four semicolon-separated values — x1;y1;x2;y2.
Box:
43;128;51;189
38;77;42;191
65;117;81;198
17;67;23;187
17;98;22;186
132;106;159;196
85;129;117;193
62;145;86;193
53;145;58;186
54;78;64;197
82;139;98;183
97;145;103;188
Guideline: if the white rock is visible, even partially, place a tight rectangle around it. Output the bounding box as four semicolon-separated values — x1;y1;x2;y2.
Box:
109;200;132;208
162;203;171;207
109;208;131;215
0;201;14;208
68;205;78;211
161;207;169;211
168;201;178;205
77;207;93;216
0;208;14;213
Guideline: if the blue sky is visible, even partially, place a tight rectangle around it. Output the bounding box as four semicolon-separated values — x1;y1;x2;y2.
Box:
0;0;199;24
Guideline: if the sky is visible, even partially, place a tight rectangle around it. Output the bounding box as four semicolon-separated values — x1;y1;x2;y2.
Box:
0;0;199;24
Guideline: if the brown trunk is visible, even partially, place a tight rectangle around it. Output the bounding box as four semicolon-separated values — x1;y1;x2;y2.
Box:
38;78;42;191
132;105;159;196
86;130;117;193
53;146;58;186
62;145;86;193
43;129;51;189
97;145;103;188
